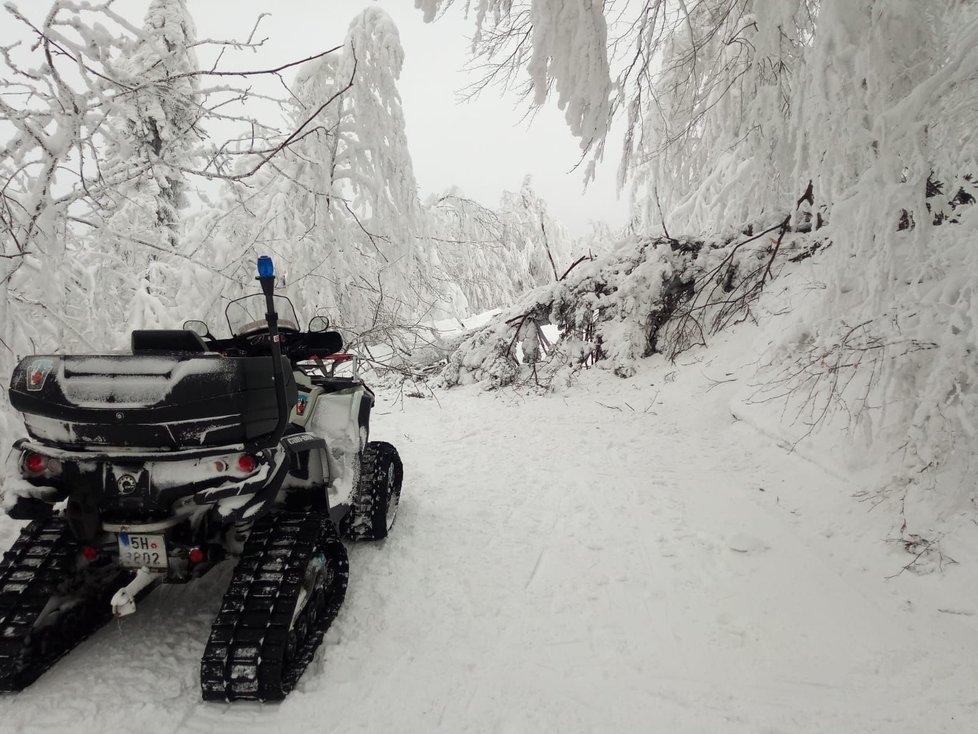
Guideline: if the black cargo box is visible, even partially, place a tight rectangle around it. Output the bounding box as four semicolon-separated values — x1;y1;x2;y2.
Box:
9;354;296;450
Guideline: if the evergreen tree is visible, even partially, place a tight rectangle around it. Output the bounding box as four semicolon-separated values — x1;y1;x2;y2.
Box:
93;0;202;337
217;7;460;338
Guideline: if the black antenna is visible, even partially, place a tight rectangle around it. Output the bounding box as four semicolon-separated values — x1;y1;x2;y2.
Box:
255;255;289;448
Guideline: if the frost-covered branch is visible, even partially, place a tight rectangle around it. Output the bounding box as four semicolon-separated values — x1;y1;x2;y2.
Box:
0;0;354;388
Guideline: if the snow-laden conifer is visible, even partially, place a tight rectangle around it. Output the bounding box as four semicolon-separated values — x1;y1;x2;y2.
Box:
93;0;201;338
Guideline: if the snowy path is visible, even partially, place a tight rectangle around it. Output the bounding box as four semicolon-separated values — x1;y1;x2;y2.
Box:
1;365;976;733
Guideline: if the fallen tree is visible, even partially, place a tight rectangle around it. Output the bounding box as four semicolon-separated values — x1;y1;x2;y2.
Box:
440;214;821;388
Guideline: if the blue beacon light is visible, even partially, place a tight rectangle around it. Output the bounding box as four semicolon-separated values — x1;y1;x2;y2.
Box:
257;256;275;278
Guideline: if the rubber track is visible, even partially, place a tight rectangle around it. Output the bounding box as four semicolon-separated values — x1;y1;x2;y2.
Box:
0;517;130;691
346;441;402;541
200;511;349;702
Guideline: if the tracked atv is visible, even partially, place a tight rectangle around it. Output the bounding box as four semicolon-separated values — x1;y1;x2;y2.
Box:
0;256;403;701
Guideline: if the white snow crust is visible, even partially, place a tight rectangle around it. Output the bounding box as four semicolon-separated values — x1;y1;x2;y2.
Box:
0;342;974;733
58;357;228;409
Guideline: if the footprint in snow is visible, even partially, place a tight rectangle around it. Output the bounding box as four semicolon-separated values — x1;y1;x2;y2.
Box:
728;533;769;554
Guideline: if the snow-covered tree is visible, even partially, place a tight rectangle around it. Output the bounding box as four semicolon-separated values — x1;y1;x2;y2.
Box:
424;0;978;521
0;3;135;437
417;0;613;181
424;178;579;314
210;7;466;350
89;0;202;338
498;176;575;288
0;1;357;444
424;189;518;313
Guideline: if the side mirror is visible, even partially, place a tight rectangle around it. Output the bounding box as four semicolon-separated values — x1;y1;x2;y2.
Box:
309;315;330;333
183;320;211;338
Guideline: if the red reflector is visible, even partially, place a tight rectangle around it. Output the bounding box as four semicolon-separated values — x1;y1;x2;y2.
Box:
188;547;205;564
29;371;43;385
82;546;98;561
237;454;258;473
24;453;46;474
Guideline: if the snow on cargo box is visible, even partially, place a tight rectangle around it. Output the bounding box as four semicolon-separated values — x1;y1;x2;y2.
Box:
8;354;296;449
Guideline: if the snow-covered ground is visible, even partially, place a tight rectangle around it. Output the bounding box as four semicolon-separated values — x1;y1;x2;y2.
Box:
1;334;976;733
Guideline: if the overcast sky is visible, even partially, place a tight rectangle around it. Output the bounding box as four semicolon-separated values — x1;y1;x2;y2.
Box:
193;0;629;236
6;0;630;235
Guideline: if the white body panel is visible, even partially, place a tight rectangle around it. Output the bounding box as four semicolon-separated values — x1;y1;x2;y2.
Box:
289;369;367;507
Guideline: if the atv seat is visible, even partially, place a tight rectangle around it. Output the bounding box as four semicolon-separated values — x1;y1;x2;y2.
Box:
132;330;209;354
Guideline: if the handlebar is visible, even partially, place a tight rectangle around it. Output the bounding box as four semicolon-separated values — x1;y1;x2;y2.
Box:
198;329;345;364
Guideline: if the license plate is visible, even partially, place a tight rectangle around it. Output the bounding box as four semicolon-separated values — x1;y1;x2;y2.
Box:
117;532;168;570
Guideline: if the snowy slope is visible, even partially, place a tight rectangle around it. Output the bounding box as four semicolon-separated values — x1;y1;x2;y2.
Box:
0;343;976;732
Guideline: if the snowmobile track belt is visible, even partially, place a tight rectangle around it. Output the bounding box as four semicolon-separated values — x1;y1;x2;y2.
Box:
0;516;131;691
200;511;348;702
